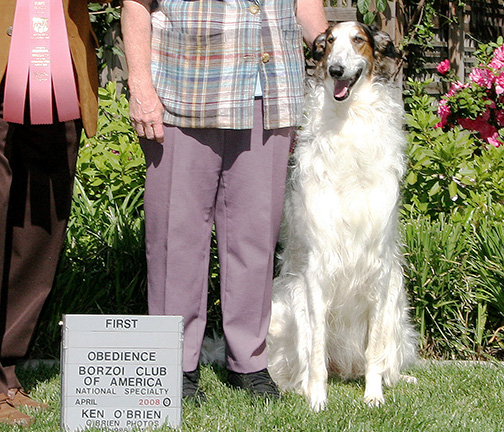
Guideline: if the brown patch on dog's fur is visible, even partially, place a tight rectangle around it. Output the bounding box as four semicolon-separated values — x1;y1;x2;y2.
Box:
312;28;331;64
352;23;374;77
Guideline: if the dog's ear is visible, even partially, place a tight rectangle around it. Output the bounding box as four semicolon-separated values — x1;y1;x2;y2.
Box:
312;31;327;62
371;30;401;82
373;30;400;60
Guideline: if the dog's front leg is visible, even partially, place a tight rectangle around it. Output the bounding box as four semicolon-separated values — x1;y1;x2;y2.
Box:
304;272;329;412
363;367;384;407
364;294;386;407
364;307;386;406
364;264;414;406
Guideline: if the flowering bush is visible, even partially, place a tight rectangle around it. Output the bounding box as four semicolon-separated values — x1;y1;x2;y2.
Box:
436;38;504;148
404;77;504;223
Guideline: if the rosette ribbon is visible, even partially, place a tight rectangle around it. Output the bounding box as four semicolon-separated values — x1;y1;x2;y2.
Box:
3;0;80;124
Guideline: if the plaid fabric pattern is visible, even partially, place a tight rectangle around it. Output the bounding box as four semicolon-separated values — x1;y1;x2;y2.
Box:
151;0;304;130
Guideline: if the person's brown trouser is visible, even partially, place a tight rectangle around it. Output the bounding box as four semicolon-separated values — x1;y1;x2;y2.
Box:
0;82;80;393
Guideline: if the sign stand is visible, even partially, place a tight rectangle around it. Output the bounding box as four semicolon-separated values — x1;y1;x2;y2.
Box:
60;314;183;431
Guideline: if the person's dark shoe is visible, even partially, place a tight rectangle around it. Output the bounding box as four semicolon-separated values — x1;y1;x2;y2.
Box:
183;369;206;405
227;368;280;399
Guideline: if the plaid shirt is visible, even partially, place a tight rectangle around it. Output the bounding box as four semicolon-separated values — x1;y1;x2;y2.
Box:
151;0;304;130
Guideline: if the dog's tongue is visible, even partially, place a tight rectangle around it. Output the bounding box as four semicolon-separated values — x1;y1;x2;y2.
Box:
334;79;351;99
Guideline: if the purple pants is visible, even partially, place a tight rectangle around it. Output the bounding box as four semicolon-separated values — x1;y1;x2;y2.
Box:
141;100;292;373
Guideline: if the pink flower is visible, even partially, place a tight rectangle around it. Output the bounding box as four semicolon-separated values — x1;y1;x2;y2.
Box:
495;110;504;126
489;59;504;70
469;67;495;89
440;44;504;150
481;124;499;141
495;73;504;95
436;100;451;128
489;45;504;70
487;135;502;148
457;117;479;131
458;116;499;146
446;81;466;97
437;59;450;75
441;81;467;100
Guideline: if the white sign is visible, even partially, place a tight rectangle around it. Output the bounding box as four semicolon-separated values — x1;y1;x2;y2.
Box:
60;315;183;431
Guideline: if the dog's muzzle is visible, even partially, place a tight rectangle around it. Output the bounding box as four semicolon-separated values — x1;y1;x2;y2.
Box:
328;65;363;101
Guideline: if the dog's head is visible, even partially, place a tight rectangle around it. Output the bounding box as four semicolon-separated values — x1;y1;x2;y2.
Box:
312;22;400;101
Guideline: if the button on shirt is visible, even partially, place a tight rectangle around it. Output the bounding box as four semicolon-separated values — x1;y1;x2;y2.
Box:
151;0;305;130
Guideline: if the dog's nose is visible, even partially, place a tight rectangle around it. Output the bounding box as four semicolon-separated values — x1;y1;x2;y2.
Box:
328;65;344;78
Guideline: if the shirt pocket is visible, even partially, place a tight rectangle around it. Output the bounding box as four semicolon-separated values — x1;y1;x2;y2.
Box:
152;28;227;104
162;29;225;56
158;0;229;36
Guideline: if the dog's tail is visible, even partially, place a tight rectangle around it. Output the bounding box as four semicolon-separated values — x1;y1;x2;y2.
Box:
199;332;226;367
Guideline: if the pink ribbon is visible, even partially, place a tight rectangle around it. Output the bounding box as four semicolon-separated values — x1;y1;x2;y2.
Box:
3;0;81;125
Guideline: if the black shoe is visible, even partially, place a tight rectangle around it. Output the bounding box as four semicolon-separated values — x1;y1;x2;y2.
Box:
227;368;280;399
183;369;206;404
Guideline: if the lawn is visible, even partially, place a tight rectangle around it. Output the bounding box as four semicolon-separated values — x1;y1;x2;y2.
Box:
6;360;503;432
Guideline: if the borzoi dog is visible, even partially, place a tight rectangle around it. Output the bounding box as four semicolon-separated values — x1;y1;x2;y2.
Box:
267;22;417;411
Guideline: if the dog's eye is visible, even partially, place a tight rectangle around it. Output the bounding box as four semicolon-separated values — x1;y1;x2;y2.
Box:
327;36;335;44
353;36;365;44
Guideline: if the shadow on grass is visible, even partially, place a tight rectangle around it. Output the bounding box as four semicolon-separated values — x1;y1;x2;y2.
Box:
16;362;60;392
204;363;228;384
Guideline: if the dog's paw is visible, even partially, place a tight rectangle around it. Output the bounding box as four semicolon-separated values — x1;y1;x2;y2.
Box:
308;393;328;412
363;393;385;408
306;381;328;412
364;371;384;407
400;374;418;385
363;374;384;407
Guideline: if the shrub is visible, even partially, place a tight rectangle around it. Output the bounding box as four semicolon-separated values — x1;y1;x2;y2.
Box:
403;78;504;223
403;72;504;360
402;216;474;358
78;82;145;204
467;221;504;356
435;37;504;148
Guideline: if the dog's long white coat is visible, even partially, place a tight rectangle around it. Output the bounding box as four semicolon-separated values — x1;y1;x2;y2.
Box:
267;28;417;411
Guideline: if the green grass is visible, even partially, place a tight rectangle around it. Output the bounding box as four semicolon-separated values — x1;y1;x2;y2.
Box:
5;361;503;432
